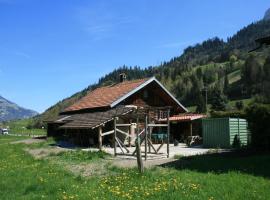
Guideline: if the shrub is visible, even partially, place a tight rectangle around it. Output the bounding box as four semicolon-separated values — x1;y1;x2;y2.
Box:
232;135;241;148
235;101;244;110
245;103;270;150
210;110;246;118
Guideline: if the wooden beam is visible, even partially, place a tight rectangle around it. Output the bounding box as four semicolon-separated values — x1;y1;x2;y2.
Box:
101;130;114;137
98;126;102;151
147;137;157;154
115;137;125;154
148;124;168;127
116;128;130;137
190;122;193;136
116;136;130;153
114;118;117;156
116;124;132;127
138;129;145;136
156;142;164;153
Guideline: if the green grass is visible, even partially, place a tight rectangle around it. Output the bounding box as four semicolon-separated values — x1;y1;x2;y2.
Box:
2;118;46;136
0;135;29;144
228;98;253;108
8;128;46;136
0;135;270;200
53;150;110;163
228;69;241;84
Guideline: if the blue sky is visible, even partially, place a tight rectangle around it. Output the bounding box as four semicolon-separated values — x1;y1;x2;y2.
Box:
0;0;269;113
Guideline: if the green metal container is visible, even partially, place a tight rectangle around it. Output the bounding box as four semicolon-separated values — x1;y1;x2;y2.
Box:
202;118;250;148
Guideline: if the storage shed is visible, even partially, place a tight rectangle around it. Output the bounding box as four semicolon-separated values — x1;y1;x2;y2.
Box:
202;118;250;148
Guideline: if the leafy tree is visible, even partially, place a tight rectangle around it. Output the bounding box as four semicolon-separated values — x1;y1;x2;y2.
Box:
229;55;237;63
246;103;270;150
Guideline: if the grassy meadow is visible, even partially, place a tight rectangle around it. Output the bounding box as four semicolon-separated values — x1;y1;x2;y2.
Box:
1;118;46;136
0;135;270;200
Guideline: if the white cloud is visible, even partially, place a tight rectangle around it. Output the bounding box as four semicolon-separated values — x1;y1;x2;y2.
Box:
75;4;135;41
85;17;134;34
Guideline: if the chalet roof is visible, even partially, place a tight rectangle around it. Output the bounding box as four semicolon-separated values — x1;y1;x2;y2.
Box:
59;106;134;129
64;77;187;113
64;78;149;112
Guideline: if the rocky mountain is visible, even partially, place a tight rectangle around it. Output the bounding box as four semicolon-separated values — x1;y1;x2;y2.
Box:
0;96;38;122
264;8;270;20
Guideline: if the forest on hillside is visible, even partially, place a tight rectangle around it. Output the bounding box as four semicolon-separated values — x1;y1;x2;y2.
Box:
29;19;270;128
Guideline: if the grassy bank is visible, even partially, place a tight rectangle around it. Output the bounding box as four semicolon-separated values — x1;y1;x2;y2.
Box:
0;135;270;200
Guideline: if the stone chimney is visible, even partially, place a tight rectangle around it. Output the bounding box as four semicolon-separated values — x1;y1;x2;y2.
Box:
119;73;127;83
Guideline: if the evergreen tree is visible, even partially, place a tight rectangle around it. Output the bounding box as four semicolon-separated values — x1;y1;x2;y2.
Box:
224;72;229;95
210;85;228;111
196;93;207;113
235;101;244;110
262;56;270;102
242;54;262;93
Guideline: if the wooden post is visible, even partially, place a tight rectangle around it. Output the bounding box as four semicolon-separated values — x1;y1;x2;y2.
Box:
190;122;193;136
129;122;132;147
98;126;102;151
167;109;170;158
135;115;144;173
114;118;117;156
148;121;151;153
136;137;144;173
145;114;148;160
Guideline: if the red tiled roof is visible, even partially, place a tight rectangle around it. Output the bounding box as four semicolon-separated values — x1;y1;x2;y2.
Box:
65;78;150;112
160;113;206;122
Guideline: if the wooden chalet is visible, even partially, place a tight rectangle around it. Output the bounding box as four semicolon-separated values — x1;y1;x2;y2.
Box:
47;75;205;158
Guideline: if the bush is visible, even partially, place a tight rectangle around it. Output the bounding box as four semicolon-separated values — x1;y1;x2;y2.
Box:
235;101;244;110
210;110;246;118
232;135;241;148
245;103;270;150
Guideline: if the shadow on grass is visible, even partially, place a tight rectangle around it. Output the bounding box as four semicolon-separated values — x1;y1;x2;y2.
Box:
161;150;270;179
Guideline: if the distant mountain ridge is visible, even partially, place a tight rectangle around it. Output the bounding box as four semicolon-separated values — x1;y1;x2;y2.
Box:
264;8;270;20
0;95;38;122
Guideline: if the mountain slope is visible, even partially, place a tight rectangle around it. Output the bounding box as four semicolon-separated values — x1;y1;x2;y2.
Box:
0;96;38;122
264;8;270;21
33;17;270;126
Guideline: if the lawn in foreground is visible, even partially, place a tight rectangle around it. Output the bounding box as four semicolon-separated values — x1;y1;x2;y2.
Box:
0;135;270;200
